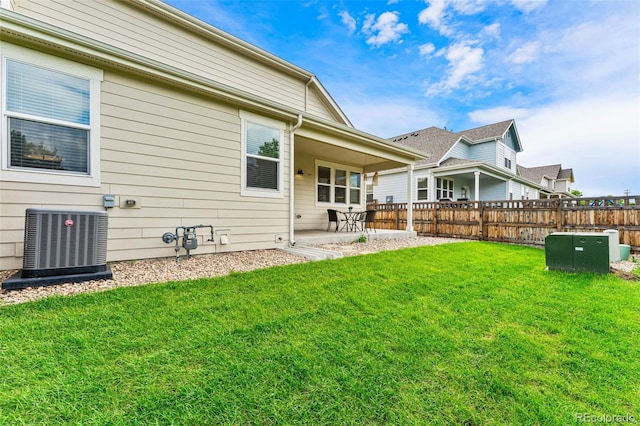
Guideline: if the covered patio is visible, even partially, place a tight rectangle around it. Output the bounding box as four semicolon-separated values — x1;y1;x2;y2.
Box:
290;121;426;245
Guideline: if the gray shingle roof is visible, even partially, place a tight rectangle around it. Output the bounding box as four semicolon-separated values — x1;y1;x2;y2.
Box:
558;168;574;181
388;119;517;166
388;126;463;166
456;119;514;141
518;164;574;184
439;157;477;167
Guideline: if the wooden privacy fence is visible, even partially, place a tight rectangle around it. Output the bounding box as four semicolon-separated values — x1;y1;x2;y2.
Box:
370;196;640;252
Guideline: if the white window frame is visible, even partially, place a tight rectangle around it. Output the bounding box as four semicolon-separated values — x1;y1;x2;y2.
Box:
436;177;454;200
314;160;363;207
416;176;428;201
239;110;285;198
0;42;103;187
366;183;374;203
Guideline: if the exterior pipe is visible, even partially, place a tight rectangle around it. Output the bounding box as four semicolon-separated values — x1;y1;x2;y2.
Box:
289;114;303;246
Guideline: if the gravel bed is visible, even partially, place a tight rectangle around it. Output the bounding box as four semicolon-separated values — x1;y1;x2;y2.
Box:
1;237;636;306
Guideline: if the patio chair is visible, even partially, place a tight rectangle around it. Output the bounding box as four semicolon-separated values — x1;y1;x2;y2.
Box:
327;209;347;232
357;209;377;233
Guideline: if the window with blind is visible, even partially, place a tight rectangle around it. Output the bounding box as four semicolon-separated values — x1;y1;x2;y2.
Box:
6;60;90;173
240;111;284;198
1;45;102;186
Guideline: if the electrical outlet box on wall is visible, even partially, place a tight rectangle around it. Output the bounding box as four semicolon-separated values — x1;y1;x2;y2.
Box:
215;229;231;252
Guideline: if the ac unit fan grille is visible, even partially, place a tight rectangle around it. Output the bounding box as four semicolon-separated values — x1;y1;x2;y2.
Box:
22;209;109;277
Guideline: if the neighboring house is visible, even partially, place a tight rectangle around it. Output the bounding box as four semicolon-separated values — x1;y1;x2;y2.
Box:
373;119;575;203
517;164;575;198
0;0;424;271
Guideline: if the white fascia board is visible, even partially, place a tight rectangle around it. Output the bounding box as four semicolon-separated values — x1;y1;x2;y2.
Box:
509;121;524;152
307;76;353;127
438;136;469;165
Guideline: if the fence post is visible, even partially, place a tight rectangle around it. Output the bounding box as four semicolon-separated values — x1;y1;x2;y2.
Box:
395;204;400;230
434;202;439;236
479;201;485;241
556;199;562;231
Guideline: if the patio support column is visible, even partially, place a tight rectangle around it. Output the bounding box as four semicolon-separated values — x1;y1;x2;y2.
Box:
289;114;303;245
406;164;414;232
474;171;480;201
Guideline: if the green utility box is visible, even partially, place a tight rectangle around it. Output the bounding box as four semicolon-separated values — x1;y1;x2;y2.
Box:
545;232;610;274
545;233;574;271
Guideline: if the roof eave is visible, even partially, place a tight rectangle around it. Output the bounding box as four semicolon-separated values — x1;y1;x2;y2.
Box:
134;0;353;126
1;9;421;164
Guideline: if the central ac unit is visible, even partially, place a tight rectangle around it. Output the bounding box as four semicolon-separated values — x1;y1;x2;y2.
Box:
22;208;110;278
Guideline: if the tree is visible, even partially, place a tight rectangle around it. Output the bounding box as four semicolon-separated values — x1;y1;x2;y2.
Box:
571;189;583;197
258;138;279;158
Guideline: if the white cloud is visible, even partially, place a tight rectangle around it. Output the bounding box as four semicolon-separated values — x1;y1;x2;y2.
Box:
362;11;409;47
470;97;640;196
468;106;529;123
507;41;540;64
427;40;484;95
491;96;639;196
419;42;436;56
511;0;547;13
338;10;356;35
451;0;488;15
418;0;452;36
480;22;500;40
552;15;638;93
341;99;443;138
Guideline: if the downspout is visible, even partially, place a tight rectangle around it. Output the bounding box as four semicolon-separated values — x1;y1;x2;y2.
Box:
289;114;303;246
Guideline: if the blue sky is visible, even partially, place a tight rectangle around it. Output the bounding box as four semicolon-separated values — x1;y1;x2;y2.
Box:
165;0;640;197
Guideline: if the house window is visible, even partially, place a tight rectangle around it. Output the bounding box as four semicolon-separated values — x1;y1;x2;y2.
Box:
1;45;102;186
417;177;428;200
504;158;512;169
350;172;361;204
436;177;454;200
335;168;347;203
366;183;374;203
240;111;284;198
315;162;362;206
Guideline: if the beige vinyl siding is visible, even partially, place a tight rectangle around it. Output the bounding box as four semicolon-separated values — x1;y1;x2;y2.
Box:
306;88;339;122
293;154;322;230
0;69;290;270
12;0;342;122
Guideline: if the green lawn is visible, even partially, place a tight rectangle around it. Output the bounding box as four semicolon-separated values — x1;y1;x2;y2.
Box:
1;242;638;425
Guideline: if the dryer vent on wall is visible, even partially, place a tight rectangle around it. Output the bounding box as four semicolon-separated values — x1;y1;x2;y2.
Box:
22;208;109;278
